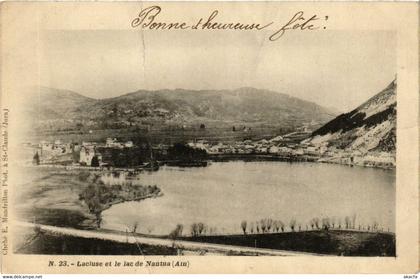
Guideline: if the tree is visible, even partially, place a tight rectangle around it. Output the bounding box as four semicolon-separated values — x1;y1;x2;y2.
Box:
312;218;320;230
241;220;247;235
33;151;40;165
168;143;207;160
202;224;208;235
273;221;280;232
266;219;273;232
345;216;351;229
197;223;205;235
131;221;139;233
91;155;100;167
169;224;184;240
351;214;357;229
322;218;330;230
279;220;285;232
260;219;267;233
289;219;296;232
191;223;205;237
200;124;206;129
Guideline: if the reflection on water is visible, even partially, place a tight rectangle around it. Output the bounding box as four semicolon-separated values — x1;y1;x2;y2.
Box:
101;161;395;235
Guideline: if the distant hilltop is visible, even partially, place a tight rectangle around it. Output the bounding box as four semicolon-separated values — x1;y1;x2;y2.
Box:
27;86;336;133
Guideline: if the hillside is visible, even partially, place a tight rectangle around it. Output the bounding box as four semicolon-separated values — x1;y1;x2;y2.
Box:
27;87;96;121
308;79;396;167
28;87;336;134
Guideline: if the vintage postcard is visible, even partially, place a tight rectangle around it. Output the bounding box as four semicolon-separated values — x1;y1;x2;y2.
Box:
0;1;418;274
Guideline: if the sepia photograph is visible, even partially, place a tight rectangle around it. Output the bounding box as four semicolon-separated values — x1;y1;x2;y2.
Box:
13;29;397;257
0;1;418;274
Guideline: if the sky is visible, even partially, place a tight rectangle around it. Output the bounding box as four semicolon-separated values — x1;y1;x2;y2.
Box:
40;29;396;112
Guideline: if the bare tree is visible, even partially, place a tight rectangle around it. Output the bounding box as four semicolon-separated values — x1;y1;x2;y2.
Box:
273;221;280;233
289;219;296;232
279;220;285;232
322;218;330;230
312;218;320;230
241;220;247;235
310;220;315;230
266;219;273;233
169;224;184;240
191;223;199;237
260;219;267;233
250;222;255;234
130;221;139;233
372;221;379;231
345;216;351;229
351;214;357;229
197;223;205;235
331;217;336;229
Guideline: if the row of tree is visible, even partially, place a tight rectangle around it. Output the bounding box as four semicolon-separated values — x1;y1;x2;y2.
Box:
240;216;388;235
166;216;390;239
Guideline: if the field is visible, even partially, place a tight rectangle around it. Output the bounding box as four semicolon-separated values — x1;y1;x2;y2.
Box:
26;125;292;145
180;230;396;256
15;232;178;255
14;226;395;256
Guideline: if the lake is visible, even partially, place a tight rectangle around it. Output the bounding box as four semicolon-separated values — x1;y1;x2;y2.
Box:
101;161;395;235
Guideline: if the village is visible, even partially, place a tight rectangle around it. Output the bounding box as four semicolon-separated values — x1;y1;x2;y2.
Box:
27;137;136;167
23;124;395;169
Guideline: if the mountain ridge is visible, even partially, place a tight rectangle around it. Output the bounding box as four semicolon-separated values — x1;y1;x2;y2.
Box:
29;86;337;132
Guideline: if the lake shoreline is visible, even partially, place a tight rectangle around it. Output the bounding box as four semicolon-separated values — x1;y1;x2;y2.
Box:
101;161;395;237
30;152;395;172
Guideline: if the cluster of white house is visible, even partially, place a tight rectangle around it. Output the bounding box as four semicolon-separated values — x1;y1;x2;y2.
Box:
187;137;327;157
186;129;320;156
35;138;135;166
186;131;395;168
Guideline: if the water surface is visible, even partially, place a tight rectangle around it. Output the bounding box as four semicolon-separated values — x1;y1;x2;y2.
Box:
101;161;395;235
